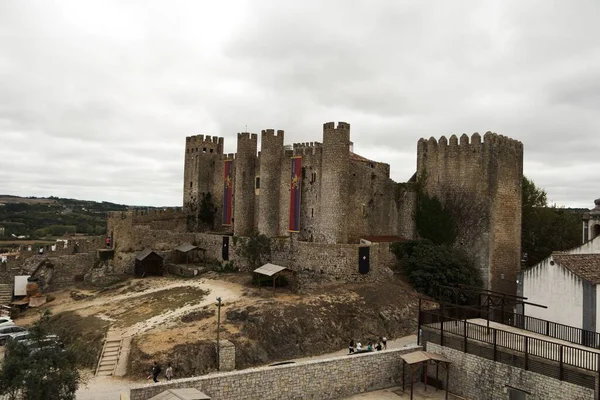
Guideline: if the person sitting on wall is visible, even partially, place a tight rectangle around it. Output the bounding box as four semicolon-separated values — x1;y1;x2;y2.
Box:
376;341;382;351
348;339;355;355
356;341;362;351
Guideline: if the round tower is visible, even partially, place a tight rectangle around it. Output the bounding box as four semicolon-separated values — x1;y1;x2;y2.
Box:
233;132;258;237
258;129;284;237
319;122;350;244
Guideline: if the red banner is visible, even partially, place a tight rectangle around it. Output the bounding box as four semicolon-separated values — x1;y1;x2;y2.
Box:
222;160;233;226
288;157;302;232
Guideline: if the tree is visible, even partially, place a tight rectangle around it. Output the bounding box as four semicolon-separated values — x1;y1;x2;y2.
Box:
0;311;81;400
236;231;272;269
198;192;217;225
391;240;482;300
521;177;582;267
415;192;457;245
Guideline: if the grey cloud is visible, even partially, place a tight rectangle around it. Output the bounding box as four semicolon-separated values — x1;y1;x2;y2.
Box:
1;1;599;208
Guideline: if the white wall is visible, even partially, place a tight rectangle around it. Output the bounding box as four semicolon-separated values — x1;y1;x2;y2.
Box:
522;256;584;328
568;235;600;255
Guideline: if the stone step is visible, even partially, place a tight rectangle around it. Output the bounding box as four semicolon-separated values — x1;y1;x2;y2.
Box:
98;364;116;372
100;355;119;362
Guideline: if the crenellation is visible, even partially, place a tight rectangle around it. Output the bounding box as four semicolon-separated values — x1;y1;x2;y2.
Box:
180;122;522;295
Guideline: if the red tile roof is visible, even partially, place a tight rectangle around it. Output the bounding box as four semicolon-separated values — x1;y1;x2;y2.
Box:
552;253;600;284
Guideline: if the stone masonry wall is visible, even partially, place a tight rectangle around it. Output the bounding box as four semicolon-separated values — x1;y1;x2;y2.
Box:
130;345;421;400
426;342;594;400
416;132;523;294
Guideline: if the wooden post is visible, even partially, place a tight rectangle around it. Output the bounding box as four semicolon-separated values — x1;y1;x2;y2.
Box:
410;365;414;400
445;363;449;400
424;363;428;391
436;362;439;391
402;360;405;391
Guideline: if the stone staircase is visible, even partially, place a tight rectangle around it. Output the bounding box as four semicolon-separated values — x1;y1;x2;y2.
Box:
0;284;12;305
95;332;132;377
96;335;123;376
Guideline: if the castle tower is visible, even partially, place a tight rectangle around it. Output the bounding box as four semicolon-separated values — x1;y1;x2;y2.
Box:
233;132;258;236
416;132;523;295
319;122;350;244
183;134;224;209
258;129;284;237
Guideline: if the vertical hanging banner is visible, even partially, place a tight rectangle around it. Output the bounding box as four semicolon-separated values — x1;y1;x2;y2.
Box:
222;160;233;226
288;156;302;232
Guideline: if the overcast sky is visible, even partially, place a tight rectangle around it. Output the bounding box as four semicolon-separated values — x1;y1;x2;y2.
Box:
1;1;599;208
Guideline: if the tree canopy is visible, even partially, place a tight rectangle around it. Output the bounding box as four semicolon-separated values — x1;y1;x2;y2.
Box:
521;177;582;267
0;311;81;400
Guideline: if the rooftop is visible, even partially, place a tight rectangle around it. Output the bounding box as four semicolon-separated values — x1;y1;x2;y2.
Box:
552;253;600;284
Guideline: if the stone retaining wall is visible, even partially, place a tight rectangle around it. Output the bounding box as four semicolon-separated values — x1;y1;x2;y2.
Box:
130;346;421;400
426;342;595;400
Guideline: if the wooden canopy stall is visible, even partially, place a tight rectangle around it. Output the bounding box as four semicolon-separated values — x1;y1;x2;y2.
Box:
400;350;452;400
173;243;206;264
134;249;165;278
147;388;211;400
253;263;287;288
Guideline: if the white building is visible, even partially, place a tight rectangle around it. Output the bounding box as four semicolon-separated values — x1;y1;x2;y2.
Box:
519;198;600;331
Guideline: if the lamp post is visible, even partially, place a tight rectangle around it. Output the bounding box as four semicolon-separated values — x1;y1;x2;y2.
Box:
216;296;222;370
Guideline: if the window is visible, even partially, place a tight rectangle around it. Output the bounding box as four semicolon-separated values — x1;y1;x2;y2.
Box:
311;208;314;217
255;177;260;189
190;181;193;188
210;149;214;153
203;147;207;153
310;172;317;183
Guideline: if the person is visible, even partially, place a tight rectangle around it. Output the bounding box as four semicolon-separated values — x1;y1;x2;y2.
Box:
382;336;387;350
367;341;373;352
376;341;382;351
165;363;173;381
38;247;44;255
348;340;355;355
356;341;362;351
105;236;111;248
151;361;161;383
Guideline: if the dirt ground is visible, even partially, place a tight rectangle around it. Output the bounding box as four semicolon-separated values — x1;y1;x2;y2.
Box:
6;271;428;398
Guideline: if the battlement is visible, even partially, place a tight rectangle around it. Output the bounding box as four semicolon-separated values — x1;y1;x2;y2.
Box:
418;132;523;155
186;134;224;145
108;207;184;221
238;132;258;141
221;153;236;160
323;121;350;132
261;129;285;138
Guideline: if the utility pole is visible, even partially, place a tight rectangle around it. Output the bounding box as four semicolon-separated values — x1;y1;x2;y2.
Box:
216;296;222;370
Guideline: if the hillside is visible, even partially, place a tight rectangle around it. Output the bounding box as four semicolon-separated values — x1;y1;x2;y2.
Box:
0;195;152;243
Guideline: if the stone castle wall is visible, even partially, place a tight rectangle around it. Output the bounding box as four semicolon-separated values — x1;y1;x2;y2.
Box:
426;342;594;400
130;346;421;400
107;211;395;283
416;132;523;293
184;122;418;244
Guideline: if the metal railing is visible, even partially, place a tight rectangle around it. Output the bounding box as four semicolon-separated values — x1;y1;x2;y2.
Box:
435;304;600;349
419;309;600;374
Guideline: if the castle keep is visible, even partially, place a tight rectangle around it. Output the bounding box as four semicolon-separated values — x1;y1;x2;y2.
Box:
183;121;523;294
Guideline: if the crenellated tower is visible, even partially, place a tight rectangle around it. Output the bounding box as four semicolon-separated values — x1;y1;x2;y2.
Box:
183;134;224;211
417;131;523;295
233;132;258;236
258;129;284;237
319;122;351;244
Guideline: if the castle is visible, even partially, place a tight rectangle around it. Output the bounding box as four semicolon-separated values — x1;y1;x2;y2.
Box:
183;121;523;294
